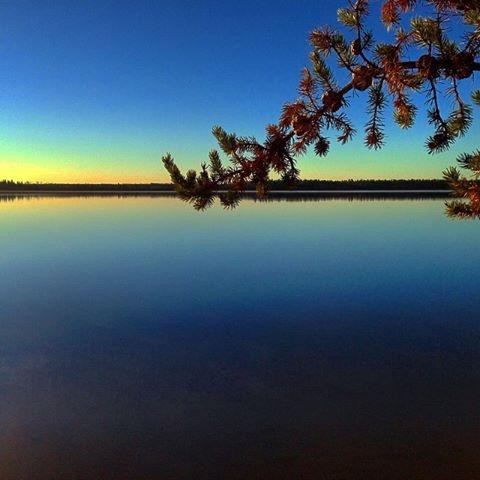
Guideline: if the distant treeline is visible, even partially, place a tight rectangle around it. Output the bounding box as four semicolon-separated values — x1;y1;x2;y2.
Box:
265;179;448;190
0;178;449;191
0;180;174;191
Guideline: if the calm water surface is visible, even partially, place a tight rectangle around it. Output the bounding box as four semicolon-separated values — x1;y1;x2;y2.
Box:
0;194;479;480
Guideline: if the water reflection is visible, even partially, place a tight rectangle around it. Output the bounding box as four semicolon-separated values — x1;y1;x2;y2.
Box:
0;195;478;480
0;190;450;203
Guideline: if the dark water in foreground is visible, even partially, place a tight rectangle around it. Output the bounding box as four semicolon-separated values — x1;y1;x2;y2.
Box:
0;193;479;480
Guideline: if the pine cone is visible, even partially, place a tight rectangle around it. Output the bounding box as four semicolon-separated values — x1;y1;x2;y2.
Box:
291;114;311;136
352;66;373;91
350;39;362;56
322;90;343;112
416;55;439;79
451;52;474;80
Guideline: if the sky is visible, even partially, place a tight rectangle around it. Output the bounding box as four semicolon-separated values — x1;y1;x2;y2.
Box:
0;0;478;183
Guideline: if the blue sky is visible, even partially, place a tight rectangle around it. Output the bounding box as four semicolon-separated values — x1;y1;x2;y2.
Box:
0;0;478;182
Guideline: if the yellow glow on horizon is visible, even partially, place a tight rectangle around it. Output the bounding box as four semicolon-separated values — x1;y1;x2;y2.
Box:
0;142;451;184
0;153;170;184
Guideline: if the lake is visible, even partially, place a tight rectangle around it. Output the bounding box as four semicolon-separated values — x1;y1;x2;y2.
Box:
0;193;479;480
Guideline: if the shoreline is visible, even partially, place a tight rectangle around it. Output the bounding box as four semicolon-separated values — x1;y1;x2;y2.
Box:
0;189;451;194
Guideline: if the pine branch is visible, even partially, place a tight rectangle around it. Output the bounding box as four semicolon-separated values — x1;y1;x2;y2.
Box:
164;0;480;213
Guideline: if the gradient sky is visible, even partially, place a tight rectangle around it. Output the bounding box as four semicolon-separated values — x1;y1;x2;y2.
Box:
0;0;478;183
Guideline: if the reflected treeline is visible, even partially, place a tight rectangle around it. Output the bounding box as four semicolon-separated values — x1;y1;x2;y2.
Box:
248;191;451;202
0;192;176;203
0;190;450;203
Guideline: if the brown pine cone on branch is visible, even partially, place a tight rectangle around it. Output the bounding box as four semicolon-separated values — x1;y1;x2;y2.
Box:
352;66;374;91
350;39;362;56
416;55;439;79
450;52;474;80
322;90;343;112
291;113;311;136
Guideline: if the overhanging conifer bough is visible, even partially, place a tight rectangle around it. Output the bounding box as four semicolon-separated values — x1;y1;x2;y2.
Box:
163;0;480;216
